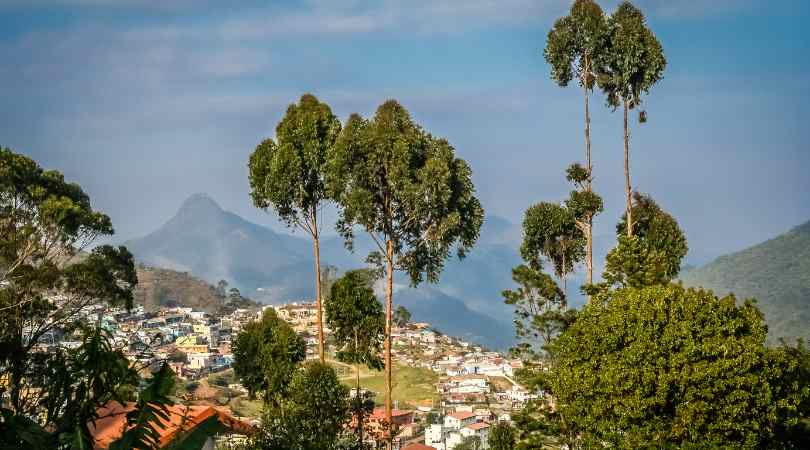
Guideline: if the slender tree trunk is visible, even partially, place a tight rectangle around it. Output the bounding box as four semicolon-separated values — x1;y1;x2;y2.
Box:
584;84;592;188
586;222;593;287
356;328;363;449
584;82;594;294
312;211;325;363
384;239;394;450
624;100;633;237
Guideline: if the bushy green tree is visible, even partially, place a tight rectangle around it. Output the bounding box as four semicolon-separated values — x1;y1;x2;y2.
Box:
248;93;341;363
393;305;411;327
454;435;482;450
488;421;517;450
325;269;384;370
547;284;810;448
502;265;571;359
545;0;608;286
246;362;351;450
0;147;148;447
232;308;306;403
324;269;385;449
600;193;687;289
598;1;666;236
329;100;484;425
521;202;584;293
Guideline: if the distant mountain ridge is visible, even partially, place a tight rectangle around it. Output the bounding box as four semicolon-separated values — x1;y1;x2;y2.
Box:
680;220;810;343
125;193;517;350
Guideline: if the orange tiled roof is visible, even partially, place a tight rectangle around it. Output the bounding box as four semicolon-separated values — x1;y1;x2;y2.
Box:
466;422;490;430
447;411;476;420
371;407;413;419
89;401;253;449
402;444;436;450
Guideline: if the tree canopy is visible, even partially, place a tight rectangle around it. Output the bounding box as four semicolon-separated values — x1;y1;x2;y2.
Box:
544;0;608;91
245;362;351;450
232;308;306;403
329;99;484;424
597;2;666;113
329;100;484;285
489;421;517;450
324;269;385;371
502;264;571;359
601;193;687;289
393;305;411;327
0;147;171;448
248;93;340;226
547;284;810;448
248;93;341;363
520;201;584;286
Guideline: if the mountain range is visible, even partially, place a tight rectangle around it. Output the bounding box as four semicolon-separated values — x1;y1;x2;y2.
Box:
125;193;810;349
680;220;810;343
125;193;520;350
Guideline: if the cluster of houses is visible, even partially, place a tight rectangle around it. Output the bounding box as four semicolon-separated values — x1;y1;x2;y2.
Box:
35;298;540;449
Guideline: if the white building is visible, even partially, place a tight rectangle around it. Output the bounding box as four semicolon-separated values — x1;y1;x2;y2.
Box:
444;411;477;430
188;352;215;369
426;424;445;448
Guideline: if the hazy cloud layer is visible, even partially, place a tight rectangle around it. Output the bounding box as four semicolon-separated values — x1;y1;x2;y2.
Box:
1;0;808;271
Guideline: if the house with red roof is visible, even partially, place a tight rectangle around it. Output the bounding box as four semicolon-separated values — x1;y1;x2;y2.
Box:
89;401;253;449
444;411;476;430
402;444;437;450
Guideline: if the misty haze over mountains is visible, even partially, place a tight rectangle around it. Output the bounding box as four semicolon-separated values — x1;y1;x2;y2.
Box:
125;193;523;350
125;193;810;350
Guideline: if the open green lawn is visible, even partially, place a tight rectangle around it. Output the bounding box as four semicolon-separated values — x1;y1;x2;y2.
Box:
341;364;440;409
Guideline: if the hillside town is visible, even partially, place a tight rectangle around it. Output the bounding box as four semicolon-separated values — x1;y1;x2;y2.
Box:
49;298;536;449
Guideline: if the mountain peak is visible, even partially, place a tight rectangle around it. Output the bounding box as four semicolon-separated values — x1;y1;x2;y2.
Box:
177;193;223;216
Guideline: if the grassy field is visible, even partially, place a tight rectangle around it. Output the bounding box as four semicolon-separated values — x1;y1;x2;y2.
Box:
340;363;440;409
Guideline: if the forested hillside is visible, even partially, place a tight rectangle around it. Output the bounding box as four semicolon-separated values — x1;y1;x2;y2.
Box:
134;265;258;314
680;221;810;342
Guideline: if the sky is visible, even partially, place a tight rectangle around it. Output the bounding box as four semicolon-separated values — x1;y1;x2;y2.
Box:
1;0;809;266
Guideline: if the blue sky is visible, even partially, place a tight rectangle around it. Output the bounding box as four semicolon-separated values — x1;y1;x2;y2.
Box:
1;0;809;266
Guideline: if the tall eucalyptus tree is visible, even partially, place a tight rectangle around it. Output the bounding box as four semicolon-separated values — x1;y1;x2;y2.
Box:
329;100;483;437
598;2;666;236
248;93;341;362
544;0;608;285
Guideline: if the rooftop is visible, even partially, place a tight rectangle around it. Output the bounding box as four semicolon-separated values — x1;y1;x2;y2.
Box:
448;411;476;420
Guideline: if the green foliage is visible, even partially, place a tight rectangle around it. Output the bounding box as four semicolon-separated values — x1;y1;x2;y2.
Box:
0;147;145;447
248;93;340;228
393;305;411;327
109;363;177;450
329;100;484;285
600;193;687;289
324;269;385;370
521;202;584;281
544;0;608;90
169;349;189;364
502;265;572;359
246;362;351;450
489;421;517;450
564;168;603;223
454;435;482;450
232;308;306;402
597;1;666;112
0;329;141;448
679;220;810;343
545;284;810;448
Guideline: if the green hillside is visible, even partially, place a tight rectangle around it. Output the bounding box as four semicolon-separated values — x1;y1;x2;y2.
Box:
680;221;810;343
